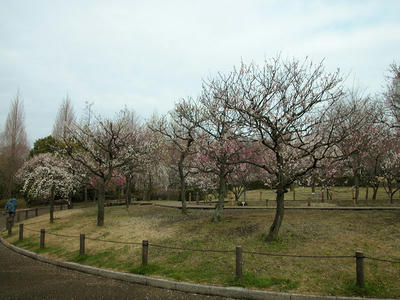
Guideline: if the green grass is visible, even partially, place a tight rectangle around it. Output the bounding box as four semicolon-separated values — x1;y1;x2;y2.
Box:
228;273;298;290
331;279;395;298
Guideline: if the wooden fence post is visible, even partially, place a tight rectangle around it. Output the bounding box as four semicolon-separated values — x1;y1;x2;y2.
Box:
236;246;243;280
40;229;45;249
16;212;20;222
142;240;149;266
35;208;38;216
19;224;24;241
80;234;85;256
356;251;364;288
25;210;29;219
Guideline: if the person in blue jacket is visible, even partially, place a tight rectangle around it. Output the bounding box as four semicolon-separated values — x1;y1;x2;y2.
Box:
5;197;18;218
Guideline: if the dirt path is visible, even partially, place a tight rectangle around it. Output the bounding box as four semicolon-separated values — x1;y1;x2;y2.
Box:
0;208;228;300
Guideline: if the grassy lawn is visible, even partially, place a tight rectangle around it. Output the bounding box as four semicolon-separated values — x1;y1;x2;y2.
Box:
219;187;400;207
2;205;400;298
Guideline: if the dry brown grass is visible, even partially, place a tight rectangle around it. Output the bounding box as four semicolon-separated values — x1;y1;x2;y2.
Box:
3;205;400;297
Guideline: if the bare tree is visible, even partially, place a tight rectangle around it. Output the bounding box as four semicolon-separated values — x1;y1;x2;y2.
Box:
214;57;348;241
52;94;76;140
0;92;29;197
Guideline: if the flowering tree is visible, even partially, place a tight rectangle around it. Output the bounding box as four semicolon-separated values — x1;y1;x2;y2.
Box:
148;98;198;214
227;161;262;204
334;94;384;203
17;153;80;223
212;57;348;241
186;87;249;221
62;109;135;226
380;139;400;203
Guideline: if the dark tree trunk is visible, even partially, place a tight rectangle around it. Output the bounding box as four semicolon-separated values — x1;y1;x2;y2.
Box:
147;173;152;201
126;175;132;208
49;186;55;224
292;185;296;201
372;185;379;200
354;170;360;204
84;186;88;202
365;186;369;201
212;174;226;222
266;189;285;242
178;155;187;214
97;181;105;226
321;187;325;202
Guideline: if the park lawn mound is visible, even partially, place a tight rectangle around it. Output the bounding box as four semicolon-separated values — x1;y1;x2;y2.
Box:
3;205;400;298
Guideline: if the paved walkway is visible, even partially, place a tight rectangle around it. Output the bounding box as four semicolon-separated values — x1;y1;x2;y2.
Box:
0;206;226;300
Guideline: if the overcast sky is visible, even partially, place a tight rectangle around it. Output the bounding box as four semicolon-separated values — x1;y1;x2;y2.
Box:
1;0;399;145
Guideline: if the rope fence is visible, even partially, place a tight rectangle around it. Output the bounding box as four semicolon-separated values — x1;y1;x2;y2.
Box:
6;223;399;289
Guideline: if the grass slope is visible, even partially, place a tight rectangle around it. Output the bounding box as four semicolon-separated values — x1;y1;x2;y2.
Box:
3;205;400;298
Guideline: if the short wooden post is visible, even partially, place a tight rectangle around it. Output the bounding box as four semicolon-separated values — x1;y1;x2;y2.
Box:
19;224;24;241
25;210;29;219
265;199;268;207
40;229;45;249
236;246;243;280
356;251;364;288
35;208;38;216
16;212;20;222
142;240;149;266
80;234;85;256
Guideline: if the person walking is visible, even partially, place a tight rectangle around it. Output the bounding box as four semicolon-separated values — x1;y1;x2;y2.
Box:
5;197;17;229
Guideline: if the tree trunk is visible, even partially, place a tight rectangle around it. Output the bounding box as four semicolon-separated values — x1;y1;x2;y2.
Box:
365;186;369;201
212;175;226;222
266;189;285;242
372;185;379;200
97;181;105;226
390;192;394;204
84;186;88;202
126;175;132;208
292;184;296;201
178;159;187;214
354;170;360;204
321;187;325;202
50;186;55;223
